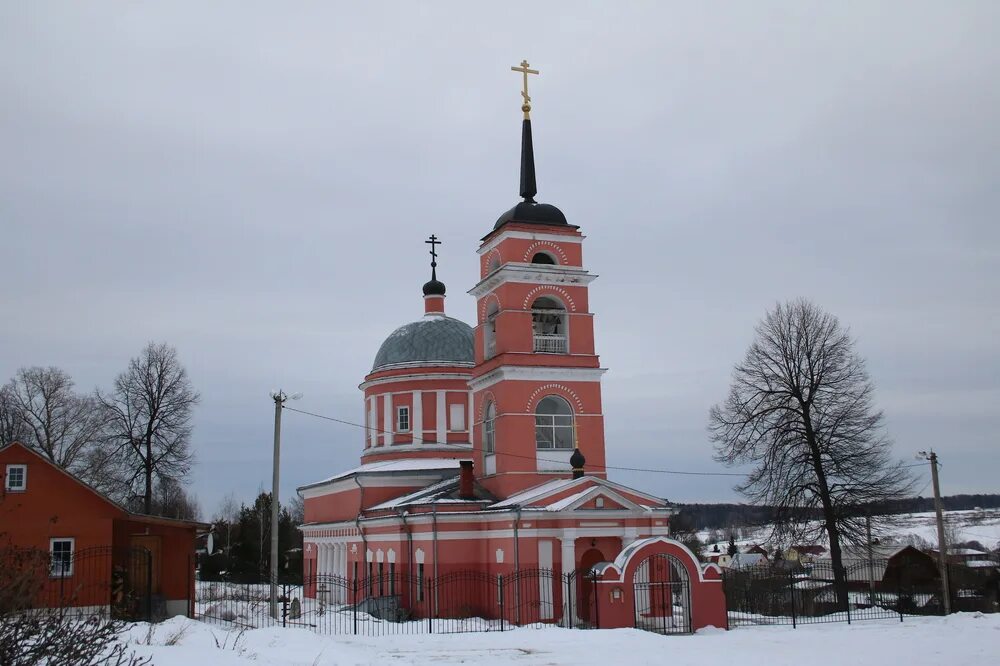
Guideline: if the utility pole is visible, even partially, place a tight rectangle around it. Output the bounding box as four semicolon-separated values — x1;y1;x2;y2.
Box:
269;390;301;620
920;450;950;615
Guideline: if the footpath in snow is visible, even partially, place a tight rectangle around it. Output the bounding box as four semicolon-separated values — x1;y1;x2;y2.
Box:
121;612;999;666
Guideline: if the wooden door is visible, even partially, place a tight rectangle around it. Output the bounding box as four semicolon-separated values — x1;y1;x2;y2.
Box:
129;535;162;595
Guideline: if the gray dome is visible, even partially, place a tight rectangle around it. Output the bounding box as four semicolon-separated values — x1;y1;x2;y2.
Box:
371;315;474;372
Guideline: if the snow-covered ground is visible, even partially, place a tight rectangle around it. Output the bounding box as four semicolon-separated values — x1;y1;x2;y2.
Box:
120;613;999;665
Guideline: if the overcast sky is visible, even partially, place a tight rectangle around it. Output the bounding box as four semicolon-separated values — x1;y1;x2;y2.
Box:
3;2;998;518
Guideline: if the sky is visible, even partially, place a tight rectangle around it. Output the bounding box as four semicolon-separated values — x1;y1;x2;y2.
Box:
2;2;998;519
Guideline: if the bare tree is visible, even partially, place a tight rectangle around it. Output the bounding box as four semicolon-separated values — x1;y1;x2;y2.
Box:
150;477;201;520
98;342;200;515
0;384;28;447
3;367;105;473
709;299;912;605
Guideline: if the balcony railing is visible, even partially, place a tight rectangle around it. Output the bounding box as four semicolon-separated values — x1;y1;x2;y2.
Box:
533;334;567;354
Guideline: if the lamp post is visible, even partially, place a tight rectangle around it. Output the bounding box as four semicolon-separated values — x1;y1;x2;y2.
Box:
269;390;301;619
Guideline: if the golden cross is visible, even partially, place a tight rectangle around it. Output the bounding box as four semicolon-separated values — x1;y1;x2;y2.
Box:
511;59;539;117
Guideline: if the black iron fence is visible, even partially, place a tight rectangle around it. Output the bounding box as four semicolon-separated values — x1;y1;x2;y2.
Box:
1;546;155;622
723;556;1000;628
194;568;601;636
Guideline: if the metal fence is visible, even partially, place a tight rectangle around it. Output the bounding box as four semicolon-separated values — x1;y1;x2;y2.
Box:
2;546;155;622
194;567;601;636
723;556;1000;628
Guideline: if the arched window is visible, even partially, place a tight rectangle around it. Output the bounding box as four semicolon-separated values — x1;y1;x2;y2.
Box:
535;396;574;449
531;296;567;353
485;302;499;359
483;402;496;454
531;252;557;265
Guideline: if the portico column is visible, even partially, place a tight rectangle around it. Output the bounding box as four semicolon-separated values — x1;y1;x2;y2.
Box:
561;533;578;626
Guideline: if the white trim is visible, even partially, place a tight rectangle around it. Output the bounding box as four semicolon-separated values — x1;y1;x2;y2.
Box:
477;230;584;256
382;395;392;445
411;391;423;444
359;372;473;391
470;366;607;391
469;265;597;299
49;537;75;578
366;397;376;448
360;442;471;460
5;463;27;492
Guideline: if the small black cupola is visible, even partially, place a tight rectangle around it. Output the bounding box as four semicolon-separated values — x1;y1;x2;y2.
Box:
422;234;447;313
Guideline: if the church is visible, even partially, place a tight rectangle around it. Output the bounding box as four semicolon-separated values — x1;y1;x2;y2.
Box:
297;62;725;632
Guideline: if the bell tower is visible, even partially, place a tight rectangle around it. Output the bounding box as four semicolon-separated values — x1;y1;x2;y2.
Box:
470;61;607;498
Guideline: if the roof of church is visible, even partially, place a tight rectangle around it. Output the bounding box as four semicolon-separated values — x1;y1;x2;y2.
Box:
371;314;474;372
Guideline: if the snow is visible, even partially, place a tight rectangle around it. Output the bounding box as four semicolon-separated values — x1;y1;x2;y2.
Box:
302;459;461;489
120;613;1000;665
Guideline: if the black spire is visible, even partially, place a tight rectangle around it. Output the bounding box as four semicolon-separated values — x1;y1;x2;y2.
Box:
422;234;446;297
519;118;537;202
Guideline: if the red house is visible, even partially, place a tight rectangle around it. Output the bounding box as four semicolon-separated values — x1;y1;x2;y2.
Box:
0;441;207;619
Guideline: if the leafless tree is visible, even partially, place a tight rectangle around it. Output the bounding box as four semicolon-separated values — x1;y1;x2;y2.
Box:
98;342;200;515
288;494;305;524
150;477;201;521
0;384;28;447
709;299;912;605
3;367;105;473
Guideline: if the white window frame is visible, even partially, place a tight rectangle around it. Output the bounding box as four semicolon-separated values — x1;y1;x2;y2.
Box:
5;464;27;492
483;402;496;455
396;405;410;433
50;537;75;578
448;403;466;432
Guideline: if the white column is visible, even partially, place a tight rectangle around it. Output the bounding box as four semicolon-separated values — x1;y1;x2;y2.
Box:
412;391;423;444
538;540;554;620
436;391;446;445
383;394;394;446
561;534;577;626
367;397;376;447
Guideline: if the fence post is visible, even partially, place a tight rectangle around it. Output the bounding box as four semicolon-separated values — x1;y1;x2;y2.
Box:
498;574;505;632
566;572;573;629
591;572;600;630
281;584;288;628
353;577;358;636
789;572;797;629
186;553;193;618
427;576;434;634
145;549;153;623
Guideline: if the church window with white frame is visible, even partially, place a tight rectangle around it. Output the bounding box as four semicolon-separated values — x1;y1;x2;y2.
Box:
534;396;574;449
396;406;410;433
483;401;496;454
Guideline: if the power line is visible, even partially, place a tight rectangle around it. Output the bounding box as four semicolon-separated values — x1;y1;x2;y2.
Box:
282;405;747;478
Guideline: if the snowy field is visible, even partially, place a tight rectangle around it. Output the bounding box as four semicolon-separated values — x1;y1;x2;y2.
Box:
120;613;999;665
699;509;1000;552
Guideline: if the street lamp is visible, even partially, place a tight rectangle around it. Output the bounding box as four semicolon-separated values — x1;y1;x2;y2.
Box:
269;389;301;619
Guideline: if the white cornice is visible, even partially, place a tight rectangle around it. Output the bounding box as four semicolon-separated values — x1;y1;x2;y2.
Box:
469;264;597;298
359;372;473;390
469;365;607;391
360;442;471;459
477;230;585;256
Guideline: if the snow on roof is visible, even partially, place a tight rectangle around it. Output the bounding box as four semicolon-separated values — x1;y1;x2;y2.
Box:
299;458;461;489
964;560;999;569
544;488;593;512
367;477;460;510
491;478;578;509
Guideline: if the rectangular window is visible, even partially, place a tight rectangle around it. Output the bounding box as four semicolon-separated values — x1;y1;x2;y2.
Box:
396;406;410;433
5;464;26;492
535;415;574;449
417;563;425;602
449;403;466;431
389;563;396;596
50;538;74;578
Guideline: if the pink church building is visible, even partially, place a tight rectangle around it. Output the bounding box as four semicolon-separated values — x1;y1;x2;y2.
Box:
298;71;725;633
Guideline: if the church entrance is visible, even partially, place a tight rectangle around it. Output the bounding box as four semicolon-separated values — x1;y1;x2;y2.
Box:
576;547;606;624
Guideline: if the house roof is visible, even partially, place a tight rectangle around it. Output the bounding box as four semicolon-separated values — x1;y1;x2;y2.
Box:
0;441;208;530
491;475;671;511
367;477;496;511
